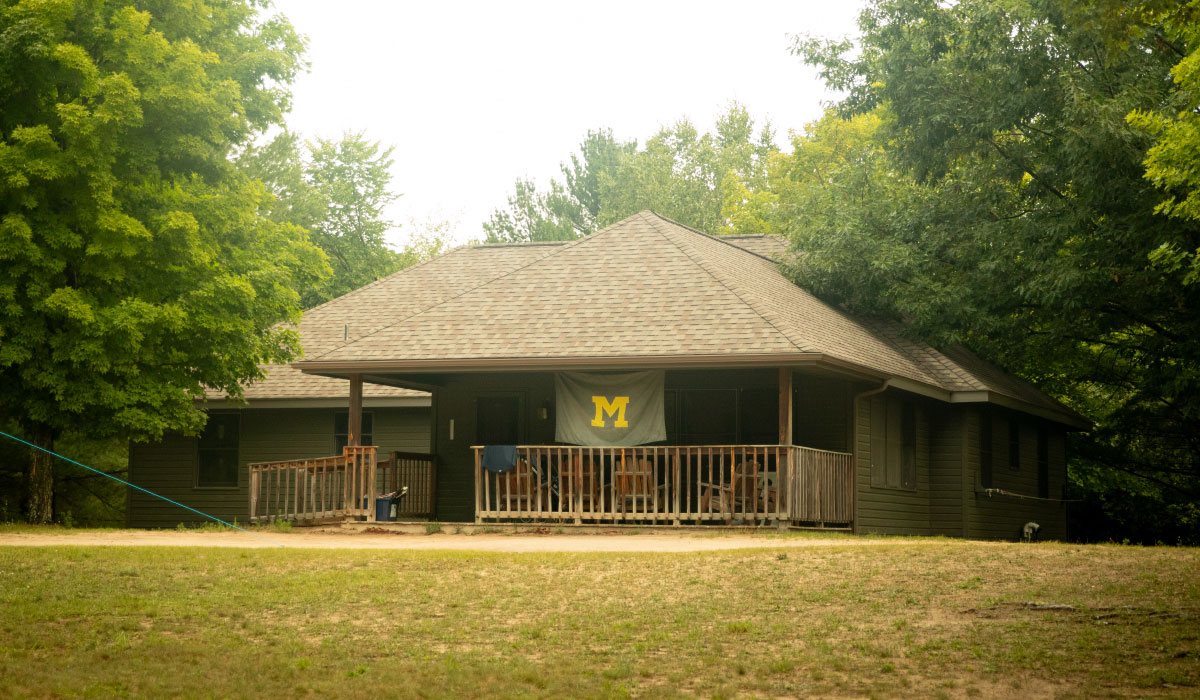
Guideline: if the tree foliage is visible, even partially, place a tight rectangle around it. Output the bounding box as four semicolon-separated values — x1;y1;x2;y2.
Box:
781;0;1200;540
1128;1;1200;287
0;0;328;522
241;130;401;307
483;105;776;242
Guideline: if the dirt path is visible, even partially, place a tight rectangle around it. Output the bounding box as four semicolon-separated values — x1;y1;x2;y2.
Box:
0;529;917;552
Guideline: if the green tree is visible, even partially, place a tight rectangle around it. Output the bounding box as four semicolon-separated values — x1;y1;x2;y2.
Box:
791;0;1200;539
482;177;581;244
1128;1;1200;286
242;131;401;306
483;104;776;242
396;216;455;267
302;132;399;305
0;0;328;523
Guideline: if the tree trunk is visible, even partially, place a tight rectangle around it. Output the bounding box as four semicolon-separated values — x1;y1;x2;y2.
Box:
23;422;53;524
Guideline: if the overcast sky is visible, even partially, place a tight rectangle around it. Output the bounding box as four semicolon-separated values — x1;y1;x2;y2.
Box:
277;1;866;245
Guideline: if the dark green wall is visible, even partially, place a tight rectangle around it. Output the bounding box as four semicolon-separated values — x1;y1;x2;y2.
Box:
127;406;429;528
431;372;558;522
929;406;964;537
855;392;934;536
961;407;1069;540
852;390;1070;540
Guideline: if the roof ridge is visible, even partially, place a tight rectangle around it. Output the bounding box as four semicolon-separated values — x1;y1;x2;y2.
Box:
649;214;944;385
866;318;985;391
306;216;647;361
472;241;570;249
640;213;808;353
644;211;782;264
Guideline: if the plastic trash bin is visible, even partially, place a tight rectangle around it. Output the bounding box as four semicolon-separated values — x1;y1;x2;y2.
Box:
374;496;394;522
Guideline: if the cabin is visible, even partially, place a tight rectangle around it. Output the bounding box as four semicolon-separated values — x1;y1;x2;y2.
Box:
128;211;1088;538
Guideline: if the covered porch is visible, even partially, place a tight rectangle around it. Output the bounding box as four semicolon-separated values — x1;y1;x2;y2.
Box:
247;366;860;530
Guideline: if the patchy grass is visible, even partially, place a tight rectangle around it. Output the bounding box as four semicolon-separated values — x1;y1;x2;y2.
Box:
0;540;1197;698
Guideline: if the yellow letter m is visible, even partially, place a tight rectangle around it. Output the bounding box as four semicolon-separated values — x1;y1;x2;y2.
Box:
590;396;630;428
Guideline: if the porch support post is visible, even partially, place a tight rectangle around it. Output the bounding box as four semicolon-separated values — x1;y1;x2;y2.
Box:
779;367;793;527
349;373;363;447
778;367;793;445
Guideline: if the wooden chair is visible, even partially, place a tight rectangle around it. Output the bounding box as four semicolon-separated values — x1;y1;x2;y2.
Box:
699;457;769;523
699;458;738;524
614;454;661;515
734;464;779;518
497;458;537;512
561;455;601;514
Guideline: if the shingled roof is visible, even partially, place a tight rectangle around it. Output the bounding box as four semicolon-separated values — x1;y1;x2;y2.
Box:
290;211;1084;427
206;241;565;404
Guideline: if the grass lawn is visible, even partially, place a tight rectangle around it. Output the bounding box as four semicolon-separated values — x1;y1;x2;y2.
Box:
1;537;1197;699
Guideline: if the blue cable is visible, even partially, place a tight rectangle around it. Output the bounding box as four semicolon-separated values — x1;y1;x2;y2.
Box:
0;429;284;548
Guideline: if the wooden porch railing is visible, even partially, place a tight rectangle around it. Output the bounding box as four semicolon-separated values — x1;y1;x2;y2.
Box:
248;446;379;524
472;444;853;527
376;451;438;519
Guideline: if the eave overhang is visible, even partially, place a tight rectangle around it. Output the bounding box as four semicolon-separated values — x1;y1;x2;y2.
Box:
296;352;1089;431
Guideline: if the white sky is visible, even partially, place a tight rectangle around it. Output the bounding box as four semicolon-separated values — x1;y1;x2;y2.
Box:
276;1;865;246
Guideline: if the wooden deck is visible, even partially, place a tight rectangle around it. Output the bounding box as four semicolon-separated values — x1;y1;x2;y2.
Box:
473;444;853;527
248;444;852;528
248;447;438;524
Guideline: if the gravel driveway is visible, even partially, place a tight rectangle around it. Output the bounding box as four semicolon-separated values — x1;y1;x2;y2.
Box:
0;529;904;552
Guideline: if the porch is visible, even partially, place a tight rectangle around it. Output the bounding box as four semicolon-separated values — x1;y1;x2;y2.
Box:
247;365;860;528
248;446;437;525
474;444;853;527
245;442;852;529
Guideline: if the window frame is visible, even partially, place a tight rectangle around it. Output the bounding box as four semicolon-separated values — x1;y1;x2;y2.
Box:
979;409;994;490
1008;418;1021;472
1037;426;1050;499
869;394;918;492
196;412;240;489
334;411;375;453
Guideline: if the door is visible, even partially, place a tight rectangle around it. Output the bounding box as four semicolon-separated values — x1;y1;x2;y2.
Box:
476;393;524;445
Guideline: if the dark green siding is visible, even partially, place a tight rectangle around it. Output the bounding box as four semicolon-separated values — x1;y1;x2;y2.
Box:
928;406;964;537
853;394;1070;540
127;406;429;528
431;373;559;522
855;392;934;535
962;407;1068;540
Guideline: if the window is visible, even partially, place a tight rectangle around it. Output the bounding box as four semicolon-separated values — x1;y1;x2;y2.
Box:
660;387;779;446
1037;427;1050;499
980;411;993;489
335;412;374;452
198;413;239;487
1008;419;1021;471
869;395;916;490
